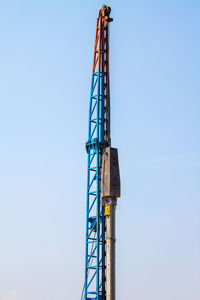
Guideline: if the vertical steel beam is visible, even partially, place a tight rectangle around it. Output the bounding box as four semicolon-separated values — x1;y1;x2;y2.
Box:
105;199;117;300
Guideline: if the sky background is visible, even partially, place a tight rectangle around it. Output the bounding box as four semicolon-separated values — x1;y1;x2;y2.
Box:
0;0;200;299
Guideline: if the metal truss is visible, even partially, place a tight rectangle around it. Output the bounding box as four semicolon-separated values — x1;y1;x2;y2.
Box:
84;6;113;299
85;72;106;299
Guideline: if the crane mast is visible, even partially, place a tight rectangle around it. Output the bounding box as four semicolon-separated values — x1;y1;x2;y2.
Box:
84;6;120;300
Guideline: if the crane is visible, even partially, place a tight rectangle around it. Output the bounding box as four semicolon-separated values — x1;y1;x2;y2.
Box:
83;5;120;300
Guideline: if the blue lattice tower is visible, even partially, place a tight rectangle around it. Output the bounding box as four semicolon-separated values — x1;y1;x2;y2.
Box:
84;6;113;300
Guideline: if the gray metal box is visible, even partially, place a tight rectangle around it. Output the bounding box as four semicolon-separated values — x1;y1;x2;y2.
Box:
101;147;120;198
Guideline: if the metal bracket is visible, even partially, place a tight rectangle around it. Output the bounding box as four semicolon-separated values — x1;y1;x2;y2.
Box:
104;204;111;216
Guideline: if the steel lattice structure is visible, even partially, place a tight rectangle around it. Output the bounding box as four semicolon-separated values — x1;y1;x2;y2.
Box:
84;6;113;300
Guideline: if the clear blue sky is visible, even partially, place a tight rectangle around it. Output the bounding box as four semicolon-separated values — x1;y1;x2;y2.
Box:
0;1;199;299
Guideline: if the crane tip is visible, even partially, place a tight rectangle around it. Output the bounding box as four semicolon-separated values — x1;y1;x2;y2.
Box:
102;5;111;16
